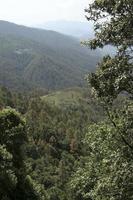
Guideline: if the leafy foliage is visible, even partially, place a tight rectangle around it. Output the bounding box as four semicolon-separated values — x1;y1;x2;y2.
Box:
0;1;133;199
69;1;133;200
0;108;44;200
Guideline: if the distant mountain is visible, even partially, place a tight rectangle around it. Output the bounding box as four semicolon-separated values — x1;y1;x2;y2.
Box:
37;20;116;56
36;20;94;39
0;20;101;91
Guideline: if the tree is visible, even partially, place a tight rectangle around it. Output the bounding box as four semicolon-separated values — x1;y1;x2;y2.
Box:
69;1;133;199
69;120;133;200
84;0;133;101
85;0;133;152
0;108;44;200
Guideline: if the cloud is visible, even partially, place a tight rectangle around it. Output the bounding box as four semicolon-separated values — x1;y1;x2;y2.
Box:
0;0;90;25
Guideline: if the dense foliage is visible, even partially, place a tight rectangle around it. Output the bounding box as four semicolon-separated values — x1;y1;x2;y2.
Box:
0;0;132;199
69;0;133;200
0;108;45;200
0;86;104;200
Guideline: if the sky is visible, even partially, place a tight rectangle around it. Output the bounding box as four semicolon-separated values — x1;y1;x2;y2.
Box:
0;0;91;26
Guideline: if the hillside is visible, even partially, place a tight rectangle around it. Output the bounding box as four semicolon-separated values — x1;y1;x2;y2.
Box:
42;87;104;122
38;20;116;56
42;87;88;107
0;20;101;91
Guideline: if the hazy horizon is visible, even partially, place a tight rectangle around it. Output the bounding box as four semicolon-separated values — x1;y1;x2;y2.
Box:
0;0;92;26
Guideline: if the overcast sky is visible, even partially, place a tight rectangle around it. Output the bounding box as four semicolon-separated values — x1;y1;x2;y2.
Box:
0;0;92;26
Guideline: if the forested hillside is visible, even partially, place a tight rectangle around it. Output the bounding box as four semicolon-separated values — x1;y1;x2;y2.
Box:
0;86;104;200
0;21;101;91
38;20;116;56
0;0;133;199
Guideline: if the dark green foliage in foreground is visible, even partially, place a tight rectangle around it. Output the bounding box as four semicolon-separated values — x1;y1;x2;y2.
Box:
0;108;45;200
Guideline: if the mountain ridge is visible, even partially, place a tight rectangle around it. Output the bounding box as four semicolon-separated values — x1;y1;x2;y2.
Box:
0;20;101;91
35;20;94;39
